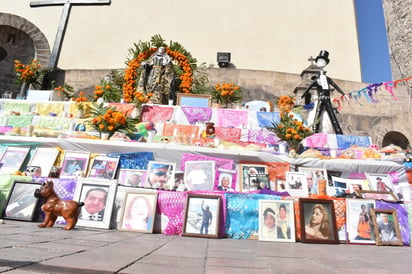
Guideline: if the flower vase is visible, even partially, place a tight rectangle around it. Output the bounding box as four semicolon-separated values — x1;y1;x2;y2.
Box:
131;106;142;119
77;109;84;118
100;132;110;140
18;82;29;99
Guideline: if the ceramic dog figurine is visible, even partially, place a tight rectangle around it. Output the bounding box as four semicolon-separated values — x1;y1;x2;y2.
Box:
34;180;84;230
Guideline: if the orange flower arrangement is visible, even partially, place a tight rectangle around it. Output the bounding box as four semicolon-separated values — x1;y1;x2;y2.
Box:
14;59;42;88
93;80;122;103
88;103;138;136
123;35;196;103
211;82;242;107
73;91;88;111
54;83;75;100
267;96;313;152
277;95;295;114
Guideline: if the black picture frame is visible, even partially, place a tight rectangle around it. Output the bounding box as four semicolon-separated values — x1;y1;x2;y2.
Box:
2;181;41;221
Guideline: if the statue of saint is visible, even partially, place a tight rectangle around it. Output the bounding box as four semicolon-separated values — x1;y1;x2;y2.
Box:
137;46;175;104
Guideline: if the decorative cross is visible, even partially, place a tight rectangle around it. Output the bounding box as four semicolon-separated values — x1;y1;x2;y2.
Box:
30;0;111;69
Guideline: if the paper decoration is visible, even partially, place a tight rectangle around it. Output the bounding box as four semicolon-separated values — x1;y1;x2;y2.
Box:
4;101;30;114
247;128;278;145
162;124;199;137
36;102;64;116
216;108;248;128
141;105;174;122
336;135;371;149
107;103;136;116
35;117;71;130
181;153;234;171
107;151;154;170
7;115;33;128
215;127;241;142
256;111;279;128
181;106;212;124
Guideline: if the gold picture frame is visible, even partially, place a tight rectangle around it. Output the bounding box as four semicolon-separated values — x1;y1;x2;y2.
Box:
176;93;211;108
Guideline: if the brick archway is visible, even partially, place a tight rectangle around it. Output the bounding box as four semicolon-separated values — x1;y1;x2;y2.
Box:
0;13;50;94
382;131;410;150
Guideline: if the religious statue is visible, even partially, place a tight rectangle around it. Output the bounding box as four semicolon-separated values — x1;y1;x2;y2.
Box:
301;50;346;134
137;46;176;105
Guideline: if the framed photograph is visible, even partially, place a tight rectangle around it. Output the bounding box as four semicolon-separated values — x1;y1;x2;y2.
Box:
119;190;158;233
172;171;188;191
355;190;398;202
182;194;221;238
299;198;339;244
2;181;41;221
184;161;215;191
370;209;403;246
366;173;396;197
73;178;117;229
118;169;146;187
285;171;308;197
60;151;91;178
239;164;268;192
0;146;31;175
177;93;211;108
298;167;328;196
248;174;270;191
144;161;175;190
87;155;120;179
258;199;295;242
214;169;236;192
346;198;376;244
27;147;60;177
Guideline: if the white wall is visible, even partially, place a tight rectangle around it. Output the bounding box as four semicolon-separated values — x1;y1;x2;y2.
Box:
1;0;361;81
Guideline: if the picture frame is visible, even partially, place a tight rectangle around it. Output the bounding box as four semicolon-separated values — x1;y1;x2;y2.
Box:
73;178;117;229
285;171;308;197
365;173;397;197
214;168;236;192
27;147;60;177
355;190;398;202
239;163;268;192
59;151;91;178
87;155;120;179
248;174;270;191
299;198;339;244
2;181;41;221
370;209;403;246
172;171;188;191
144;161;175;190
118;169;146;187
182;194;221;238
298;167;328;196
176;93;211;108
258;199;295;242
0;146;31;175
184;160;215;191
345;198;376;244
119;190;158;233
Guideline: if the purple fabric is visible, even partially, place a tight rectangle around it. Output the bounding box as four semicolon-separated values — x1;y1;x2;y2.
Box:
376;201;410;246
181;107;213;125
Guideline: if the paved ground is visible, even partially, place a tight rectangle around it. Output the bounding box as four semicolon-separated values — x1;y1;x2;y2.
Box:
1;220;412;274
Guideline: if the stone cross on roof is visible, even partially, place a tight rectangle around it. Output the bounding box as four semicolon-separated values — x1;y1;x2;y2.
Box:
30;0;111;69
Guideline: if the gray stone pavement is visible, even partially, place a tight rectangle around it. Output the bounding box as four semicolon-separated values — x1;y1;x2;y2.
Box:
1;220;412;274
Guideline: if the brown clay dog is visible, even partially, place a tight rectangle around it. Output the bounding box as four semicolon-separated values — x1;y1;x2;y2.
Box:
34;180;84;230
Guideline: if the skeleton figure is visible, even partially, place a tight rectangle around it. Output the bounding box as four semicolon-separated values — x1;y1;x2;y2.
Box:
301;50;345;134
137;46;175;105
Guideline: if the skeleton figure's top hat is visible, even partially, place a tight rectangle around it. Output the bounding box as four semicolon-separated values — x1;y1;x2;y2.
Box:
316;50;330;65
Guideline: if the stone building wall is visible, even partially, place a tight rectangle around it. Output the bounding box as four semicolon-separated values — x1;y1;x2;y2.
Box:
382;0;412;80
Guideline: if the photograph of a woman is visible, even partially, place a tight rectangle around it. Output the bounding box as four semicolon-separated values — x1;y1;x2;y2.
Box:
120;192;157;233
300;199;338;244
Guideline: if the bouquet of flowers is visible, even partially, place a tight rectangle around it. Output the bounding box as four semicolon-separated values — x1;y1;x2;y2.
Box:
88;103;138;137
133;91;153;108
73;91;88;111
211;82;242;107
14;59;43;88
267;96;313;152
93;79;122;103
54;83;75;100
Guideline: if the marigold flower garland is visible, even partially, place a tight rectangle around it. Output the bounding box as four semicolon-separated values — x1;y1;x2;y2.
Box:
123;36;196;103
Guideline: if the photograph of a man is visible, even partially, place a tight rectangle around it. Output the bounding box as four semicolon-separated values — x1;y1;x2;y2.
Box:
145;162;174;189
79;187;108;221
